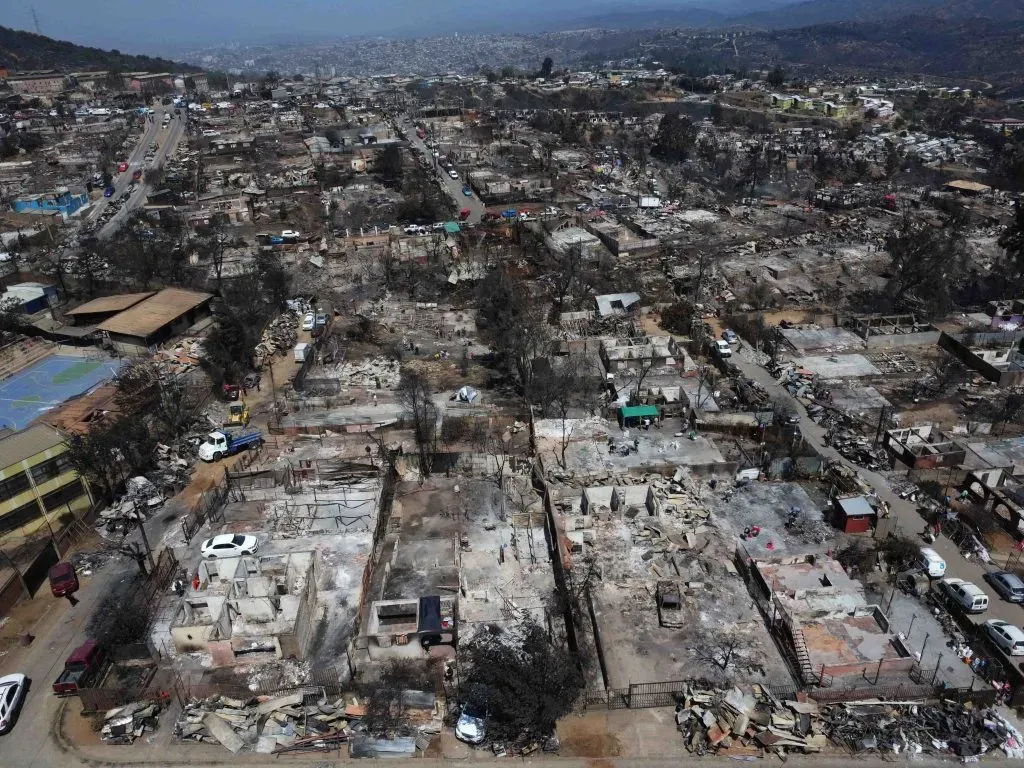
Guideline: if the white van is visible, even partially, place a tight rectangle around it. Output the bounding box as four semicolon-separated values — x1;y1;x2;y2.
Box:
938;577;988;614
918;547;946;578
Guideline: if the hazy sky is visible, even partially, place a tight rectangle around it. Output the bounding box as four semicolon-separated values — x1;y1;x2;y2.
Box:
0;1;786;54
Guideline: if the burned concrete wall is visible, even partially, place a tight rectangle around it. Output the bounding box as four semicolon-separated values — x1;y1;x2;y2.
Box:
278;556;322;660
938;331;1024;387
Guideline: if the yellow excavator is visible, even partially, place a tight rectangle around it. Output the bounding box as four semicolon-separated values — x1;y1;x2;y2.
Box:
226;401;250;427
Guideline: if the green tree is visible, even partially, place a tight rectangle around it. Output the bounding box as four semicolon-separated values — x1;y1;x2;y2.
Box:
461;619;583;744
377;144;404;185
886;211;967;317
539;57;554;79
476;268;546;392
65;418;158;501
651;113;698;164
202;308;256;384
766;67;786;88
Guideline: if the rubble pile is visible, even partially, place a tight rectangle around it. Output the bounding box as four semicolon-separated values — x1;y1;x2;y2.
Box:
101;699;165;745
823;699;1024;759
152;337;204;373
675;683;1024;760
255;312;299;365
330;358;401;389
99;475;165;530
826;428;890;471
675;684;824;757
176;691;353;754
151;441;199;487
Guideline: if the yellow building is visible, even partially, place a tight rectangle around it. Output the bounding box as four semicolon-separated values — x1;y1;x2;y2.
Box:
0;424;92;539
823;102;849;118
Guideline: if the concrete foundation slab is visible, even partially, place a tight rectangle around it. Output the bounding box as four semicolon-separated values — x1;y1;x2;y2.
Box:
794;354;880;379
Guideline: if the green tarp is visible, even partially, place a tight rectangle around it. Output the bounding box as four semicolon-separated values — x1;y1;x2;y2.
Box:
619;405;659;420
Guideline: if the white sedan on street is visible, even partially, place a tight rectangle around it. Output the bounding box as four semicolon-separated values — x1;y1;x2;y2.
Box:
0;673;28;734
200;533;259;559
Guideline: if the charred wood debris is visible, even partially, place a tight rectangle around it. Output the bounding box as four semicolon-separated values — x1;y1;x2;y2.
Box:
674;682;1024;759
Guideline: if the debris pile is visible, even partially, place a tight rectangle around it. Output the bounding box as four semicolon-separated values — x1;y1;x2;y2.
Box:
328;358;401;389
674;683;1024;760
101;699;165;745
823;699;1024;759
675;684;825;757
152;337;204;374
176;691;353;754
255;312;299;366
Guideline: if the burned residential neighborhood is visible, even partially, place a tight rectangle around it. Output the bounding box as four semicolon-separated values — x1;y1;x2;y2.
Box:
7;6;1024;767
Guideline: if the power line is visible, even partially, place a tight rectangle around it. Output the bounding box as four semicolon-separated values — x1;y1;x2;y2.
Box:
31;8;42;35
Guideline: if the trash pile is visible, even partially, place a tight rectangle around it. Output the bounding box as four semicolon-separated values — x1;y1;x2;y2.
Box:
674;683;1024;760
255;312;299;367
176;691;354;754
101;699;166;745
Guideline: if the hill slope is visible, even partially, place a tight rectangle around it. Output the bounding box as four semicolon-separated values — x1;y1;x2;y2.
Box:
730;0;1024;29
624;14;1024;91
0;26;199;73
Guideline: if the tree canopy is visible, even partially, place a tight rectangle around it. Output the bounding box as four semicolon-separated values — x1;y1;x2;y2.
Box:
461;619;583;744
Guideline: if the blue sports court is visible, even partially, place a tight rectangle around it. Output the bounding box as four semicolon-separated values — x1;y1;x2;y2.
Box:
0;354;121;430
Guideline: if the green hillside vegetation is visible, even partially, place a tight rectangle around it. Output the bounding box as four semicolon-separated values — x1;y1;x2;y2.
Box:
0;25;199;73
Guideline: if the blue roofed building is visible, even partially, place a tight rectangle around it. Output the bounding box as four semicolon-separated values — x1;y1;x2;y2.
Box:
12;188;88;219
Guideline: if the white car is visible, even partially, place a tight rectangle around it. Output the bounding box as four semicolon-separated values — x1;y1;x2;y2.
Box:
301;312;316;331
455;709;485;745
0;673;27;734
984;620;1024;656
200;533;259;559
281;230;301;239
448;169;459;180
714;339;732;358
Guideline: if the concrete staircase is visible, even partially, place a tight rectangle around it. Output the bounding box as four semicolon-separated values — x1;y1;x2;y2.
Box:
0;338;53;380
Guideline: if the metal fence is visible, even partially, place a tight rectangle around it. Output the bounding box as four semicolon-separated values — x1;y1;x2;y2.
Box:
180;482;228;544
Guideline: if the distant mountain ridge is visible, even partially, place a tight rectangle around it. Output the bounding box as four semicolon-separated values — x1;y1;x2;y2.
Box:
0;25;199;74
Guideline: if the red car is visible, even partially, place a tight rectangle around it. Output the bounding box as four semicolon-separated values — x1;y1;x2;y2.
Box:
459;208;471;221
48;562;79;598
118;161;128;173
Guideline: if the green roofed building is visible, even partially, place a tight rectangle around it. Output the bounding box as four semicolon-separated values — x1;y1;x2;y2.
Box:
618;405;659;427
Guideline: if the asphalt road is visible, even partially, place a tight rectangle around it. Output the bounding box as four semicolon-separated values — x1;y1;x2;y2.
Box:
0;549;133;768
729;348;1024;656
91;107;185;240
398;115;485;224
